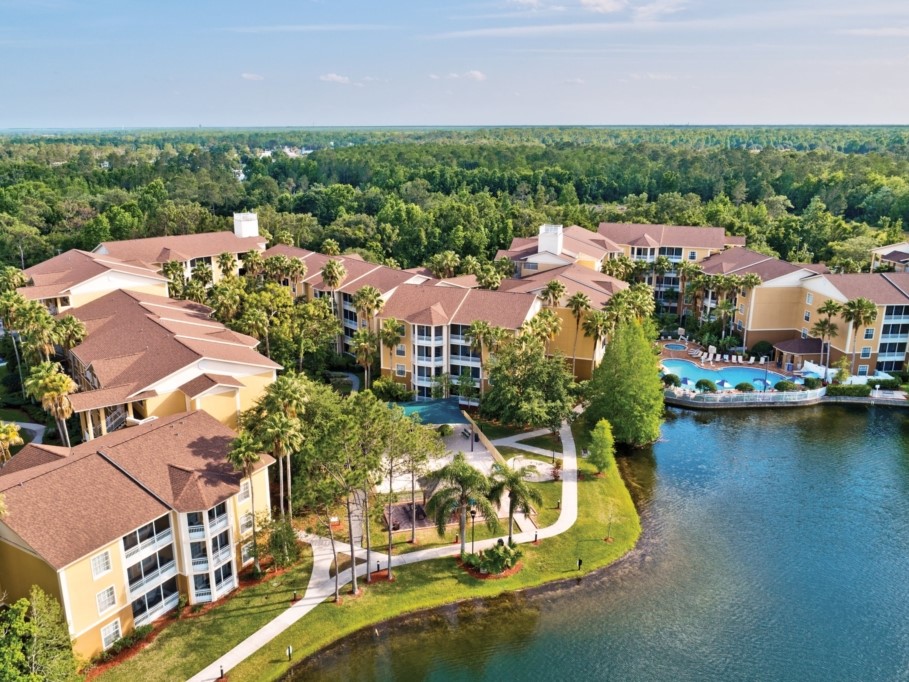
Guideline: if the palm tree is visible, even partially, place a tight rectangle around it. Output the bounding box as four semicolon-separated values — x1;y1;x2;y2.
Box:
841;297;878;375
0;291;27;395
460;255;482;275
320;259;347;318
816;299;843;370
353;285;385;333
540;280;566;308
191;261;213;287
24;362;77;449
161;260;186;298
566;292;591;376
17;302;57;363
476;265;502;290
0;266;27;294
238;308;270;358
426;452;499;556
285;258;308;297
428;250;460;279
263;255;291;283
811;318;839;371
321;238;341;256
676;261;702;322
582;309;611;369
228;430;263;572
217;252;237;279
243;250;264;278
379;318;403;379
209;282;243;322
465;320;491;399
256;410;303;519
488;461;543;544
531;308;562;354
262;372;309;518
601;255;635;281
0;421;23;467
715;300;736;339
352;329;378;388
54;315;86;354
183;279;207;304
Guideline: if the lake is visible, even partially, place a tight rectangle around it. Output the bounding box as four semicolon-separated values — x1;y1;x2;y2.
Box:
287;405;909;681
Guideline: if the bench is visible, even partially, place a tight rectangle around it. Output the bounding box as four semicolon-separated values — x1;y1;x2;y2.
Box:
461;428;471;439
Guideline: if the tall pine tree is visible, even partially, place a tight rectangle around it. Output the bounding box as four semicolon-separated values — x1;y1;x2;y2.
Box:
585;320;663;447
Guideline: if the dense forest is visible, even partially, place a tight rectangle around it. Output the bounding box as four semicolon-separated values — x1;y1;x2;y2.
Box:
2;126;908;272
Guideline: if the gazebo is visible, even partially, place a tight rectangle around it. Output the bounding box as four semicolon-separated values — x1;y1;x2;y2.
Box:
772;337;823;372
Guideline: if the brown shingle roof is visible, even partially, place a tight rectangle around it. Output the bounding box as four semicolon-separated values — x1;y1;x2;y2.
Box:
96;231;266;266
0;411;273;569
699;248;825;282
818;274;909;306
774;337;823;355
178;374;244;399
380;284;537;330
498;264;628;308
597;222;736;250
66;290;279;412
497;225;622;264
18;249;166;302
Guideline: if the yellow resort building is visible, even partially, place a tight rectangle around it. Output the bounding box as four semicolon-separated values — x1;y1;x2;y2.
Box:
63;289;280;441
496;223;622;277
0;410;273;661
18;249;169;314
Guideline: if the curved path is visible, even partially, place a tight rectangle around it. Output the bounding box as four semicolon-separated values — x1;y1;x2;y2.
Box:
188;420;578;682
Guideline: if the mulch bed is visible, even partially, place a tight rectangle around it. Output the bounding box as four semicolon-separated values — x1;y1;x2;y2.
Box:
457;559;523;580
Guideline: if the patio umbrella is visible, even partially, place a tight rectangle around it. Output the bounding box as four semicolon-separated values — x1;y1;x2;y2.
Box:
754;378;771;388
716;379;732;389
681;377;696;388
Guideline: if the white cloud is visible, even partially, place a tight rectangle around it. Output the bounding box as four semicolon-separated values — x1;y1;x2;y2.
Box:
580;0;627;13
633;0;686;20
241;72;264;81
429;73;441;80
565;77;585;84
319;73;351;84
839;26;909;36
630;71;676;80
464;70;487;81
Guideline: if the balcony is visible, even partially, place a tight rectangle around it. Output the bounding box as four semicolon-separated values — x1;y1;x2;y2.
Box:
450;334;466;344
209;513;228;533
415;355;446;367
105;408;127;433
124;527;173;561
212;545;233;567
129;560;177;597
191;556;209;572
194;588;212;604
188;524;205;540
415;335;444;344
215;576;236;598
133;592;180;627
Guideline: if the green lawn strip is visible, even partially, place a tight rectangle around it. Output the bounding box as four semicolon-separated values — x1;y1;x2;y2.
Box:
94;547;314;682
571;419;592;453
228;457;640;682
0;407;33;423
528;480;562;527
516;432;563;453
474;419;533;441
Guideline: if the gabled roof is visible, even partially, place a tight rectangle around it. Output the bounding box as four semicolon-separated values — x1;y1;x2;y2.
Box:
380;284;537;330
808;273;909;306
498;263;628;308
882;250;909;264
65;290;279;411
96;231;266;265
0;411;273;570
699;248;828;282
597;222;740;250
18;249;167;302
497;225;621;263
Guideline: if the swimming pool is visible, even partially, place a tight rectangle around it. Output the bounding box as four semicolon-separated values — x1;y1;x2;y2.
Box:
664;343;687;351
662;359;788;389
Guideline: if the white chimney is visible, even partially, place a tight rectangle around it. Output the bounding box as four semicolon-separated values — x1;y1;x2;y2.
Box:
233;212;259;238
538;224;563;255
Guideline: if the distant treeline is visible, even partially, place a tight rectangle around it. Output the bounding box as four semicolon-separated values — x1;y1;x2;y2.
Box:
0;127;907;271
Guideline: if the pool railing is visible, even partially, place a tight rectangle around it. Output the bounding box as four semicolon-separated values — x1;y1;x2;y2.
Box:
664;386;827;406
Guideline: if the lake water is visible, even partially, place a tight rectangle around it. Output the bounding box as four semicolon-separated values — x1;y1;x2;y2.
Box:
288;406;909;681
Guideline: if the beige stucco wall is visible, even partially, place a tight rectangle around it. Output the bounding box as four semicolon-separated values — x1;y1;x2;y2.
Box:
0;537;62;605
196;391;240;430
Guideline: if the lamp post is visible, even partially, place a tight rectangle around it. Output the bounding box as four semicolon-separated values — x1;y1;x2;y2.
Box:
470;508;477;554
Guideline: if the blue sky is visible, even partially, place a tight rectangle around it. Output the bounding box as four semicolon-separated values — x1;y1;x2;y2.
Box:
2;0;909;128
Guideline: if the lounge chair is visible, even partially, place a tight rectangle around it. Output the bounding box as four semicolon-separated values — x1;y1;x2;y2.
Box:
748;357;756;365
722;354;730;362
731;356;739;364
759;356;767;365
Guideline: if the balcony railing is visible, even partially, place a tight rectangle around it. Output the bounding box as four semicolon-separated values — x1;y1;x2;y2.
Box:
215;576;236;597
450;334;466;344
209;514;228;533
415;335;444;343
188;524;205;540
133;592;180;627
415;356;445;366
106;408;127;433
194;588;212;604
191;556;209;572
124;527;173;561
129;560;177;597
212;545;232;567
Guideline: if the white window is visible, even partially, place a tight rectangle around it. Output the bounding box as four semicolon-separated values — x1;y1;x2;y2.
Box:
688;251;697;260
241;541;255;564
101;620;121;649
91;551;112;579
524;262;538;271
803;311;811;322
806;293;814;305
240;512;253;535
861;346;872;359
96;586;116;615
737;320;743;331
739;304;744;314
801;328;808;339
239;480;250;503
858;365;869;376
396;344;405;356
864;328;874;340
395;364;406;377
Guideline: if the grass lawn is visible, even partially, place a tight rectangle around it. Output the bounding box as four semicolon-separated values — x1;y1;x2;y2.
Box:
227;456;640;682
95;547;314;682
0;406;33;423
517;432;563;453
474;419;533;441
571;419;592;453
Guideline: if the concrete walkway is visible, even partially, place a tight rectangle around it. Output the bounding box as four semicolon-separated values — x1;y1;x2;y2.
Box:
187;420;579;682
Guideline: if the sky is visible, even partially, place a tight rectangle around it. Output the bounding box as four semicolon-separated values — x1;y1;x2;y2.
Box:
2;0;909;128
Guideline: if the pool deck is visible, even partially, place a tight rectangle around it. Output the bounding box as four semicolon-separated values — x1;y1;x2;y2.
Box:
659;339;765;373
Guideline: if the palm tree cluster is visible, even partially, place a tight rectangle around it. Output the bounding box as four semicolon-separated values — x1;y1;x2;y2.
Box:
0;421;24;466
810;299;842;370
24;362;77;449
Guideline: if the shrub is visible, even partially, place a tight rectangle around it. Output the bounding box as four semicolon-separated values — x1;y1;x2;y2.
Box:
774;381;799;392
749;340;773;359
437;424;454;437
695;379;717;392
92;624;154;663
872;378;902;390
465;541;522;574
370;376;415;402
826;384;872;397
261;519;302;568
735;382;754;392
661;373;681;387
